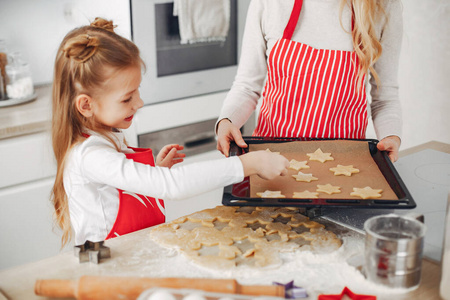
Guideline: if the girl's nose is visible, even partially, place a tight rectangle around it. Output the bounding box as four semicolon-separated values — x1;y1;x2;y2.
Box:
135;94;144;110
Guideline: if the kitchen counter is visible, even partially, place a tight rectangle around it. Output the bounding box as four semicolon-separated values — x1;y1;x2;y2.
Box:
0;85;52;140
0;223;442;300
0;143;446;300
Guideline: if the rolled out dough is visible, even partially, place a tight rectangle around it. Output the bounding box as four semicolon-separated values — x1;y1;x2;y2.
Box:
150;206;342;269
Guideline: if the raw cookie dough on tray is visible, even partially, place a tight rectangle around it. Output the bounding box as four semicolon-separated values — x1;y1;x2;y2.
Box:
150;206;341;269
249;140;397;200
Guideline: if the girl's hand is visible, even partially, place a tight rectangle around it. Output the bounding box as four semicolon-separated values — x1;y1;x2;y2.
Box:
216;119;247;157
239;150;290;180
156;144;185;168
377;136;401;162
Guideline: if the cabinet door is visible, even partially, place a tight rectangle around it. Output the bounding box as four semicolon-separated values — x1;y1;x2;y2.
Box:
0;178;72;270
0;132;56;189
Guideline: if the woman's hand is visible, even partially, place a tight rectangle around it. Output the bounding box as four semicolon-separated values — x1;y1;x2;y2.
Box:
156;144;185;168
216;119;248;157
239;150;290;180
377;136;401;162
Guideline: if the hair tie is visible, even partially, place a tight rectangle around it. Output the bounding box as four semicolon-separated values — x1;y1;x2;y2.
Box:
85;34;97;48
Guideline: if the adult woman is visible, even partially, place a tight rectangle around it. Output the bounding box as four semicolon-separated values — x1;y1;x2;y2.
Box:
216;0;402;162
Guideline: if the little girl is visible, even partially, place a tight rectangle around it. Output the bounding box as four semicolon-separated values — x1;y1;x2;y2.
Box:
51;18;289;247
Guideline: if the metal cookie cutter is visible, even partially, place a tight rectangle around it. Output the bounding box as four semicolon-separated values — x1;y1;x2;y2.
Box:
74;240;111;264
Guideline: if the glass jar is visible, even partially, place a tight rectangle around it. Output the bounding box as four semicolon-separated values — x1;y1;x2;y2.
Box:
5;51;34;99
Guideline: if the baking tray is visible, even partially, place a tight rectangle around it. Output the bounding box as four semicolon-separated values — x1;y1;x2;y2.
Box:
222;137;416;209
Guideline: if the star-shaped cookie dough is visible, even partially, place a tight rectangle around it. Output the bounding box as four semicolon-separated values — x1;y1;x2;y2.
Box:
265;148;280;155
306;148;334;163
350;186;383;199
292;190;319;199
256;190;286;198
292;171;318;182
329;164;360;176
289;159;310;171
316;184;341;195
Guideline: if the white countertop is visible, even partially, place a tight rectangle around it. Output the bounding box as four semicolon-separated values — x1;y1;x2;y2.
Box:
0;85;52;140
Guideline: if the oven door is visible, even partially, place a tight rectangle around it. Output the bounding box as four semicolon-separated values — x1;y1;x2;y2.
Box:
131;0;244;105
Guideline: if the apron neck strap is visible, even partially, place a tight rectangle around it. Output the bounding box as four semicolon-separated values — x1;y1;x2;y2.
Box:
282;0;355;40
282;0;303;40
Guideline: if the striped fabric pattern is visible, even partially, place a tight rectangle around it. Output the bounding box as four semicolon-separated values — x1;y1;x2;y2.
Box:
253;38;368;139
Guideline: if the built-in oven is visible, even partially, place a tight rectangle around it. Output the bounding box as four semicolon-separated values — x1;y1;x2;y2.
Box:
131;0;250;105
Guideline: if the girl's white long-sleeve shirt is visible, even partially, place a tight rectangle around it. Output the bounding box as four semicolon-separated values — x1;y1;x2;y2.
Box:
64;131;244;245
219;0;403;140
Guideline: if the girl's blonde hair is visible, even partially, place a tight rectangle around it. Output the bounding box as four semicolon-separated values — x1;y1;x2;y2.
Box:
340;0;388;88
51;17;144;247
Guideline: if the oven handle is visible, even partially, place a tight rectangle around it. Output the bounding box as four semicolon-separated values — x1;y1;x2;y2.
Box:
184;132;216;149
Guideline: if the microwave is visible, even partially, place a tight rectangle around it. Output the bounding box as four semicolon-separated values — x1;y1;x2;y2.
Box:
131;0;250;105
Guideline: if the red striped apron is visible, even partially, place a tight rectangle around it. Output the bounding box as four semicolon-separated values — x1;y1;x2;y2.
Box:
253;0;367;139
105;147;166;239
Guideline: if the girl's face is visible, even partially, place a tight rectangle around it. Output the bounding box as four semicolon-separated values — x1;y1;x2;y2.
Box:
92;66;144;130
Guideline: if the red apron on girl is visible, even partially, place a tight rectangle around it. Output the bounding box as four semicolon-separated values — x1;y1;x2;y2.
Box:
105;147;165;239
253;0;368;139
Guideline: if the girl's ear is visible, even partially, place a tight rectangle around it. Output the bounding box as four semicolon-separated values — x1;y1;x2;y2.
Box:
75;94;94;118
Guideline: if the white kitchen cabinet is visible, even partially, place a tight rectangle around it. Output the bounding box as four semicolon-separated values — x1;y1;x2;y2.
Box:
0;178;72;270
0;131;55;189
0;132;71;271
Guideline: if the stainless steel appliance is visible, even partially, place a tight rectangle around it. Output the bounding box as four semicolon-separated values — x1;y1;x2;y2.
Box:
138;118;217;156
131;0;249;105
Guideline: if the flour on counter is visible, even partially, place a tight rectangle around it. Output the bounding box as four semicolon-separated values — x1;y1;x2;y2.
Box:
98;230;413;300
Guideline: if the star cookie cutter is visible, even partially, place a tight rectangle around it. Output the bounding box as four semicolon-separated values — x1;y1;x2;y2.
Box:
74;240;111;264
318;287;376;300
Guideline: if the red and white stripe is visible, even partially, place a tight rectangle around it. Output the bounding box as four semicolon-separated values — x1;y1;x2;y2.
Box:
253;0;367;139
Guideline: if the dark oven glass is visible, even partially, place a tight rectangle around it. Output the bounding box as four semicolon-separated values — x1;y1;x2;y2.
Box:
154;0;238;77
